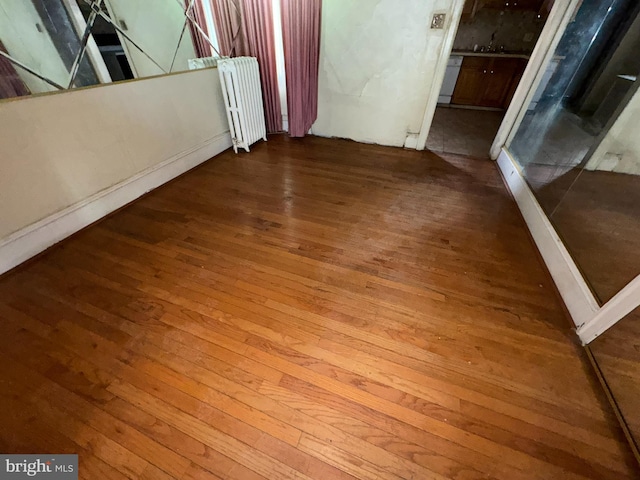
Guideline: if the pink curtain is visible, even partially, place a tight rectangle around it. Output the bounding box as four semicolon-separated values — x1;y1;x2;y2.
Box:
280;0;321;137
211;0;248;57
185;1;212;58
212;0;282;133
240;0;282;132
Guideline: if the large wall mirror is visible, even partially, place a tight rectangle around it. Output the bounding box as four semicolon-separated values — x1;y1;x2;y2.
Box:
0;0;219;100
506;0;640;453
507;0;640;305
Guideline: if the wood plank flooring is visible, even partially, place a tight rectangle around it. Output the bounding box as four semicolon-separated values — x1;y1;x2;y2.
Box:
0;135;637;479
589;306;640;453
547;168;640;304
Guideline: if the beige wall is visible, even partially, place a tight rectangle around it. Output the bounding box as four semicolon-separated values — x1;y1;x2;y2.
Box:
312;0;461;147
586;86;640;175
0;68;229;240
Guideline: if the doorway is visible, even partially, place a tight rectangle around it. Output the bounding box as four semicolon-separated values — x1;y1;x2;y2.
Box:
75;0;134;82
426;0;552;157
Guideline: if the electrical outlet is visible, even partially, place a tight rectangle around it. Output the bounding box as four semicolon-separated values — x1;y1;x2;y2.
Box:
431;13;446;29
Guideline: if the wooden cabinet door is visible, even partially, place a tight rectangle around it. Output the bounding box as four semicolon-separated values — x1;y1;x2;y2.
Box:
503;59;528;107
462;0;475;15
452;57;527;109
481;0;544;10
480;58;518;108
513;0;545;10
482;0;507;9
462;0;480;20
452;57;490;106
538;0;554;18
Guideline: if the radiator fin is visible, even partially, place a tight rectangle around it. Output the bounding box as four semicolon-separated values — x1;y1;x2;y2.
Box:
217;57;267;153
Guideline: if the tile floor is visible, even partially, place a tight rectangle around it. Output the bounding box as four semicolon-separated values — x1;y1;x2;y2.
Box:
426;106;504;158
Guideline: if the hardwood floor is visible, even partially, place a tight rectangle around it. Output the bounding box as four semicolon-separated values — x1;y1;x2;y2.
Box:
0;135;636;479
547;169;640;304
590;306;640;453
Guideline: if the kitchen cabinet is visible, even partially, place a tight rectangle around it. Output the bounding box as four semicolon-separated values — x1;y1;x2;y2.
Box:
538;0;554;18
468;0;550;12
450;57;486;106
462;0;475;15
482;0;545;10
461;0;480;21
451;56;527;109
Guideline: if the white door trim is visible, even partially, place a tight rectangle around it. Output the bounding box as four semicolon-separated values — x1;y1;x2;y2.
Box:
62;0;113;85
489;0;583;159
577;276;640;344
496;149;599;331
101;0;141;78
415;0;466;151
496;148;640;345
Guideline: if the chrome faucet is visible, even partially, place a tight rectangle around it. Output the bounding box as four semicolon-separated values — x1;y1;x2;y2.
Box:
487;32;497;52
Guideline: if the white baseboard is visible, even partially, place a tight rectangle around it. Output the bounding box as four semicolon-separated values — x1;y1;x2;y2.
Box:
404;133;419;149
496;148;599;331
577;275;640;343
0;132;232;275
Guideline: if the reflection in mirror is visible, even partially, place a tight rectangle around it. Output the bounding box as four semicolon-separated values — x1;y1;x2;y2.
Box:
549;83;640;303
508;0;640;214
590;305;640;453
174;20;199;73
507;0;640;305
0;0;218;102
76;0;134;82
103;0;194;77
34;0;99;88
0;0;87;95
0;54;61;96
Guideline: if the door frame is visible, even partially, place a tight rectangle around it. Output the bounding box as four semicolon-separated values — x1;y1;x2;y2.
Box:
489;0;584;159
415;0;466;151
414;0;583;153
61;0;112;85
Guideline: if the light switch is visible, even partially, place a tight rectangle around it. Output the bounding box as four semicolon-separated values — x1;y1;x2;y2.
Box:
431;13;446;29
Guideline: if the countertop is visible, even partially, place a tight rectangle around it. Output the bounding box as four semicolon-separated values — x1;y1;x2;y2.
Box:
451;50;531;60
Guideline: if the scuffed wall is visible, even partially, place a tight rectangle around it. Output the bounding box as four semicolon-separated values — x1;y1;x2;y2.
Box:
312;0;461;147
0;68;229;240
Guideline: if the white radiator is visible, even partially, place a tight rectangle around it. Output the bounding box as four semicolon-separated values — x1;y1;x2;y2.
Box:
188;56;218;70
217;57;267;153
